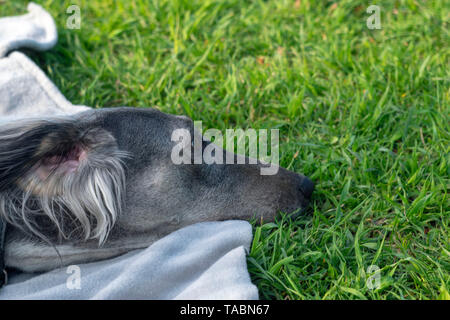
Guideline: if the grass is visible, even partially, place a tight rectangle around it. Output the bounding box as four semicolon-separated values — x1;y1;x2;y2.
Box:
1;0;448;299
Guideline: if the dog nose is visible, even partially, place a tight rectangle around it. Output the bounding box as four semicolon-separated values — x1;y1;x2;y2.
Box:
299;177;314;198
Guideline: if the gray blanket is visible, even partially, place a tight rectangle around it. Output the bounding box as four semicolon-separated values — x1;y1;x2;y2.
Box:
0;3;258;300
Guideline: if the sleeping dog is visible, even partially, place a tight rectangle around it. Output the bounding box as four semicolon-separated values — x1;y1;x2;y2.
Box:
0;107;314;273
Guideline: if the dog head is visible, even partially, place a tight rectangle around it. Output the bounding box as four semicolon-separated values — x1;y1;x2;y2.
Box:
0;107;314;246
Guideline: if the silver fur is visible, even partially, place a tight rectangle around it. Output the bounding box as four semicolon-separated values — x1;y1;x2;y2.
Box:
0;117;128;245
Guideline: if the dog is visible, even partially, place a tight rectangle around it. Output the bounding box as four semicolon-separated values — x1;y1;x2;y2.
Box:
0;107;314;272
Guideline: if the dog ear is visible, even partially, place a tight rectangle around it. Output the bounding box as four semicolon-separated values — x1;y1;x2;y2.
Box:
0;119;77;192
0;118;128;243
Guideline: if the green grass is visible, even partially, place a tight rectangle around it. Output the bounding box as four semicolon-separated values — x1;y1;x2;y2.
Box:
1;0;448;299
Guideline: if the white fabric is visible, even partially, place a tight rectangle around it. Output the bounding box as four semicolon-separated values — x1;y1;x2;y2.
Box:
0;221;258;300
0;3;57;58
0;2;258;300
